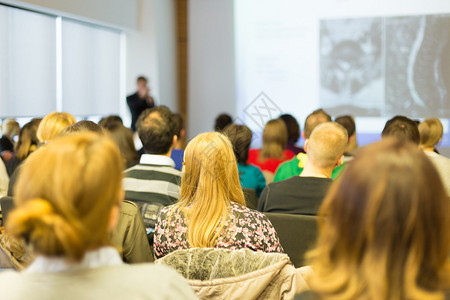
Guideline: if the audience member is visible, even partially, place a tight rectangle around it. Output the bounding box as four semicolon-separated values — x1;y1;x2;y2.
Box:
5;118;41;177
0;133;196;299
258;122;347;215
123;106;181;236
418;118;450;196
126;76;155;132
36;111;76;144
248;118;295;174
0;119;20;154
224;124;266;196
170;113;185;171
297;138;450;299
274;109;345;182
279;114;305;154
98;115;123;128
214;113;233;131
381;115;420;144
0;155;8;198
154;132;283;259
334;115;358;161
8;112;75;196
103;122;139;169
59;121;152;264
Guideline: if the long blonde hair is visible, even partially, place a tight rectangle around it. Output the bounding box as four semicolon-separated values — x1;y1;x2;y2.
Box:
307;138;450;299
259;118;288;161
37;111;76;143
174;132;245;248
7;133;124;261
418;118;443;149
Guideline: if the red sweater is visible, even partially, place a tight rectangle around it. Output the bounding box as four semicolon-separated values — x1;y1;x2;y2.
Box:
248;149;295;174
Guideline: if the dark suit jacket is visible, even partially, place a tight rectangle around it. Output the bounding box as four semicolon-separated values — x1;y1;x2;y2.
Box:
126;93;154;131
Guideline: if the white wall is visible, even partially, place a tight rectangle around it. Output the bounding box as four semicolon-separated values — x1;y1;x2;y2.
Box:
187;0;236;138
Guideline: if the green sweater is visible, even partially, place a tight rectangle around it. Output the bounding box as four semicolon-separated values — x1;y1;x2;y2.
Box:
273;155;346;182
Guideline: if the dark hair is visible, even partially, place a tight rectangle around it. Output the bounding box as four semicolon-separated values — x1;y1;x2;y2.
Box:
214;113;233;131
15;118;41;161
335;115;356;138
382;115;420;145
223;124;252;165
98;115;123;128
279;114;301;144
172;113;185;137
60;121;104;136
304;109;332;139
137;106;176;154
137;76;148;83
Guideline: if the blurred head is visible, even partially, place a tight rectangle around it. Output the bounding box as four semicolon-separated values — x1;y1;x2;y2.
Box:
335;115;356;138
308;138;450;299
176;132;245;248
260;118;288;160
137;106;176;155
223;124;253;165
98;115;123;128
382;115;420;145
2;118;20;138
306;122;347;169
105;122;138;164
214;113;233;132
7;133;124;261
37;112;76;143
279;114;301;144
136;76;149;98
15;118;41;161
418;118;443;149
60;121;104;136
304;109;332;139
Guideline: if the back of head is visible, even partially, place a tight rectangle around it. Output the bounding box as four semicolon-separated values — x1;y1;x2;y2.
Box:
60;121;104;136
37;112;76;143
98;115;123;128
309;138;450;299
7;133;123;261
137;106;176;154
382;115;420;145
178;132;245;247
261;118;288;160
335;115;356;138
105;122;138;164
418;118;443;149
2;118;20;137
223;123;253;165
214;113;233;131
172;113;185;137
15;119;41;161
279;114;301;144
304;109;332;139
307;122;347;169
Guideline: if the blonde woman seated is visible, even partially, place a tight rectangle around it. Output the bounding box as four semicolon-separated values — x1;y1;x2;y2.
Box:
296;138;450;299
0;133;197;299
418;118;450;196
154;132;283;259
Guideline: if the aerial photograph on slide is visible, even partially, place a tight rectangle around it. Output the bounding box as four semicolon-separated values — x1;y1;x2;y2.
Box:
320;14;450;118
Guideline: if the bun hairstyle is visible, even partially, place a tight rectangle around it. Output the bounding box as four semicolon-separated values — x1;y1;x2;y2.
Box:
7;133;123;261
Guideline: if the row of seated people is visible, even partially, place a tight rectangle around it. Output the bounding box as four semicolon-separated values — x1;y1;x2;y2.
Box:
0;107;449;299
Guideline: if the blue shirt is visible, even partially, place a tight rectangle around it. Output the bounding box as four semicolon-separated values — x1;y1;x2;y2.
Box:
237;163;266;197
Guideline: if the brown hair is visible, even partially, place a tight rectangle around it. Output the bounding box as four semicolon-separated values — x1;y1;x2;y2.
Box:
259;119;288;161
382;115;420;145
418;118;443;149
307;138;450;299
304;109;332;139
14;118;41;161
105;123;138;165
7;133;124;261
224;124;252;165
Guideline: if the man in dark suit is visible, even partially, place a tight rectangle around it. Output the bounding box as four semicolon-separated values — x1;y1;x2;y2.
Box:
127;76;155;131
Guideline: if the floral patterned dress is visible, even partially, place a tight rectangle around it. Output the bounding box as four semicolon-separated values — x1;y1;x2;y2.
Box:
153;202;283;259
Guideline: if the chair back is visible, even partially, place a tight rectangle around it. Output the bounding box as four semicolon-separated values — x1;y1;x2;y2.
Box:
243;188;258;210
263;212;318;267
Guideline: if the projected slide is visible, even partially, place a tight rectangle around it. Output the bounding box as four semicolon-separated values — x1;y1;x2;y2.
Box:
320;14;450;118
